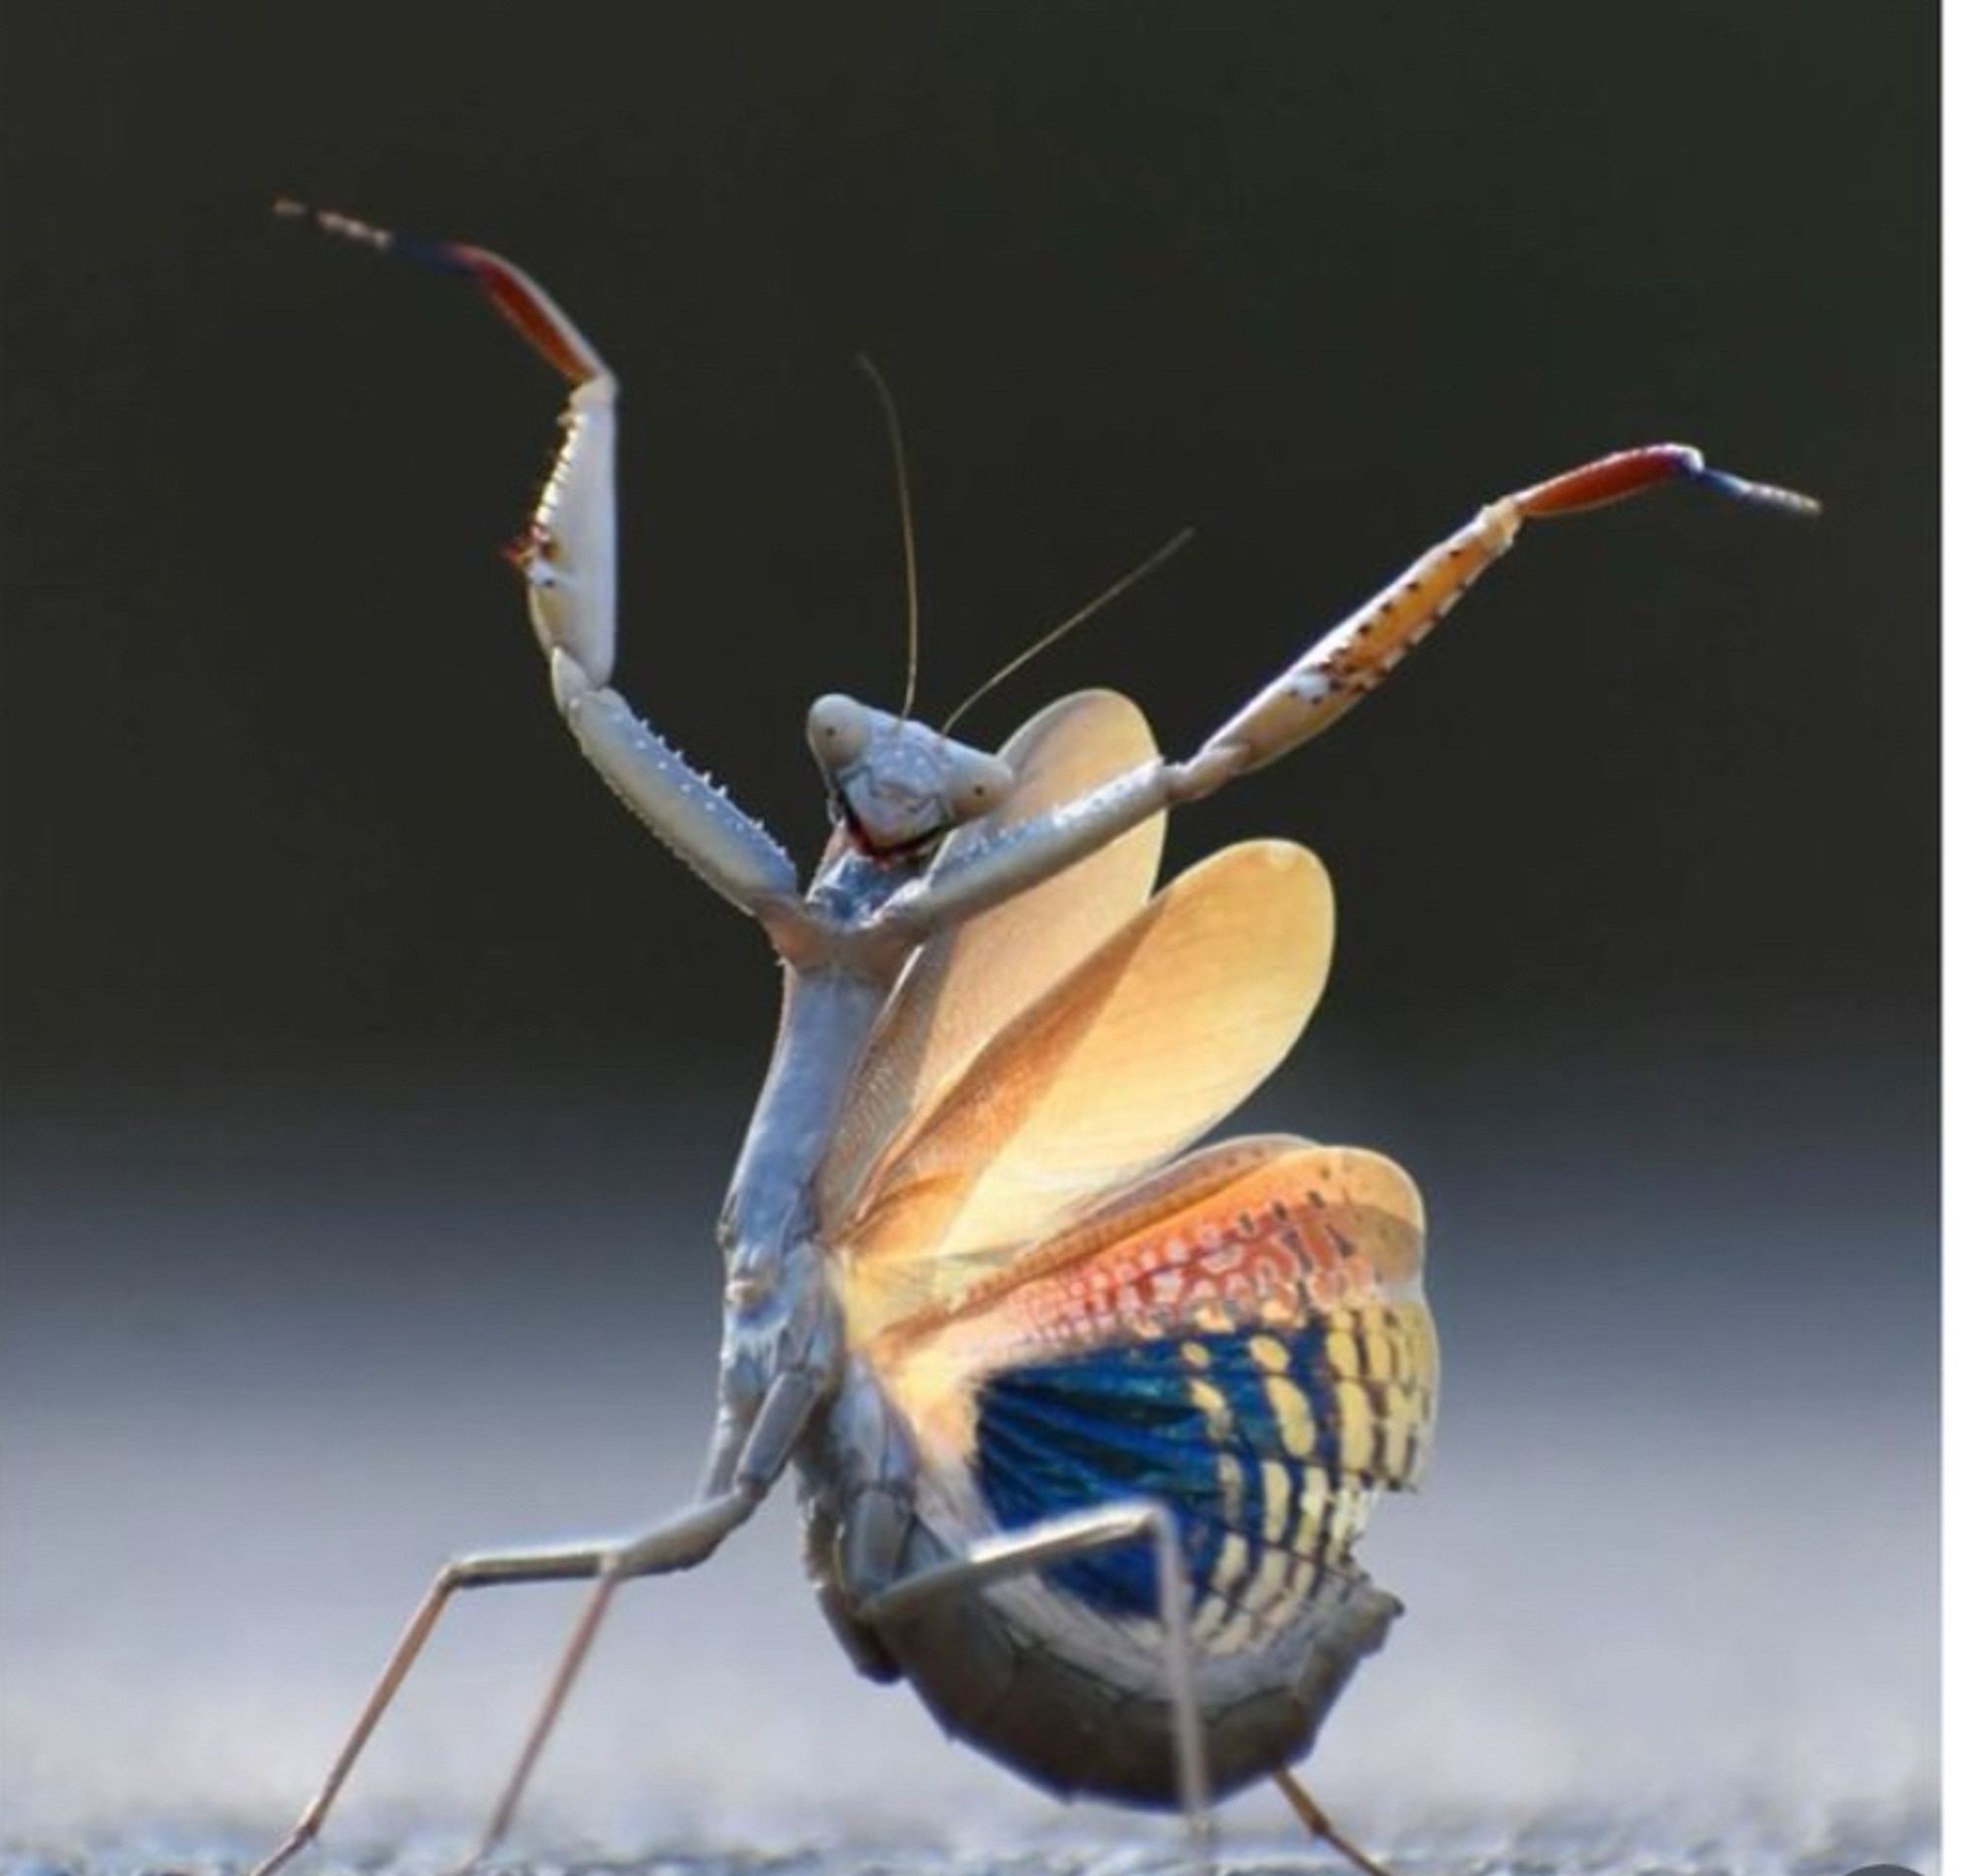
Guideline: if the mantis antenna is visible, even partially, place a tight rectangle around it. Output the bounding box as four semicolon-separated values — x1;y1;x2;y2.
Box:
855;354;922;722
943;525;1197;734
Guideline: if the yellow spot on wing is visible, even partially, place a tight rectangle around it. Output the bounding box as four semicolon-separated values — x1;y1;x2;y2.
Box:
1386;1313;1413;1383
1262;1376;1317;1459
1188;1377;1233;1440
1242;1543;1295;1615
1335;1378;1374;1473
1192;1593;1233;1645
1329;1487;1369;1552
1326;1328;1361;1380
1249;1335;1291;1372
1213;1531;1251;1598
1362;1313;1394;1382
1293;1470;1330;1555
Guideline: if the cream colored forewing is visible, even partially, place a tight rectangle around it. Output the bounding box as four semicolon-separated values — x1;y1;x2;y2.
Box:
817;690;1164;1229
836;840;1334;1341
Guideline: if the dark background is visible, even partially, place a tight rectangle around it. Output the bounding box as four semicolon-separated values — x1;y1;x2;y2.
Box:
1;2;1937;1864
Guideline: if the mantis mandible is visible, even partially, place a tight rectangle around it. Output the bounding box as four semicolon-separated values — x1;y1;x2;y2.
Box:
259;202;1817;1876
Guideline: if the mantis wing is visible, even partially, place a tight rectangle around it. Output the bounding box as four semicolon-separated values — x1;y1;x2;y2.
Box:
875;1135;1433;1644
819;690;1165;1226
833;840;1333;1341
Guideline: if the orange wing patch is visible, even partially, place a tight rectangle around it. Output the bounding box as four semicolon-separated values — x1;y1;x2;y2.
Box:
876;1137;1432;1474
875;1138;1434;1644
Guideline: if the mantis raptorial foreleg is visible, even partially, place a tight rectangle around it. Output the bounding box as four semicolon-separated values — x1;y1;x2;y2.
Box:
277;204;803;928
883;443;1818;941
282;200;1813;971
1189;444;1818;782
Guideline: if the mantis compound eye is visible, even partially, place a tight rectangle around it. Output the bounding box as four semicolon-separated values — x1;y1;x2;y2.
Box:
807;694;872;772
942;746;1015;822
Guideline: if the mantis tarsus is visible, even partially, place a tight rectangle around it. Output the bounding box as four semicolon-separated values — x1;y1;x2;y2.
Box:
259;201;1817;1876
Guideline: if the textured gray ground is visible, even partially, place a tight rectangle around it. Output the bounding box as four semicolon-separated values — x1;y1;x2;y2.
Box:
0;1816;1943;1876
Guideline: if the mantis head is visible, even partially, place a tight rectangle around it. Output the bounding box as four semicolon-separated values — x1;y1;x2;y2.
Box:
808;694;1014;857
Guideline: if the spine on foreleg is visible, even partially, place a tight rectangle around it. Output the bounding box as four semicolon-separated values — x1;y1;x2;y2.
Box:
1196;503;1518;784
513;376;619;685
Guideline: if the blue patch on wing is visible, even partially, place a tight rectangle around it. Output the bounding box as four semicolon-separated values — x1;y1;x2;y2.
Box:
972;1329;1341;1619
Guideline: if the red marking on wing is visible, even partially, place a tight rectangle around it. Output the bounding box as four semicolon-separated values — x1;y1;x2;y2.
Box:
875;1138;1423;1378
984;1188;1374;1353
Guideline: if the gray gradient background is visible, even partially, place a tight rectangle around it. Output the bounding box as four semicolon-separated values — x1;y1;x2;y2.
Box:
0;3;1936;1870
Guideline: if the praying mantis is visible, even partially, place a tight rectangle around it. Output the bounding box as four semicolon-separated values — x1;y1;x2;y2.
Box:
259;202;1817;1876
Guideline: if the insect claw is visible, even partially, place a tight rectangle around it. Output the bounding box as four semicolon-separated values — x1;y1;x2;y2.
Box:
241;1823;315;1876
1179;1807;1221;1875
1272;1768;1394;1876
274;196;392;254
1696;465;1824;517
1512;443;1820;521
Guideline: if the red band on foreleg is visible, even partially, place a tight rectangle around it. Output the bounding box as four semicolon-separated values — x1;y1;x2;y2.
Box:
1514;444;1820;520
274;200;606;388
1515;445;1705;517
442;245;607;386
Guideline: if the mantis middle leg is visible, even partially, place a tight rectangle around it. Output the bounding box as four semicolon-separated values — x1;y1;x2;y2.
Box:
249;1370;820;1876
245;1492;755;1876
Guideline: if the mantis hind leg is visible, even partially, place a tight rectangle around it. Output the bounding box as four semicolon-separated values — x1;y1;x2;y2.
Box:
1273;1764;1395;1876
857;1500;1214;1865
